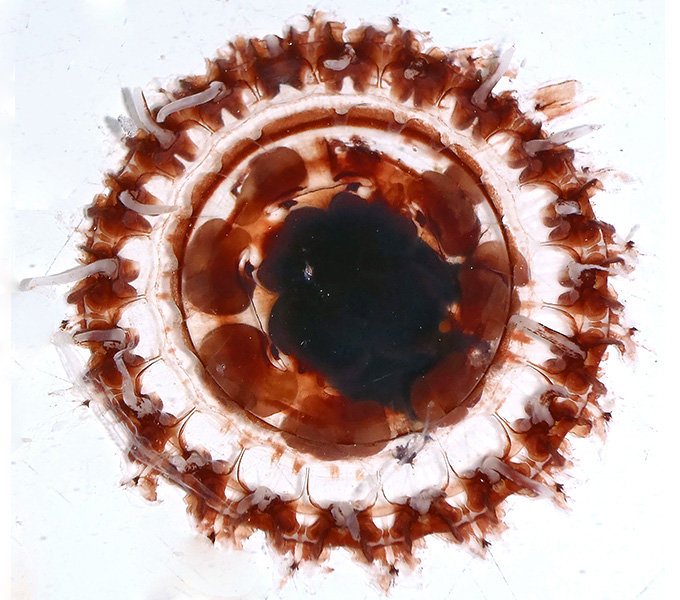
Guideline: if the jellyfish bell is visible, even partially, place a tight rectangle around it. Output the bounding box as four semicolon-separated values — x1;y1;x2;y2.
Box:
21;14;635;579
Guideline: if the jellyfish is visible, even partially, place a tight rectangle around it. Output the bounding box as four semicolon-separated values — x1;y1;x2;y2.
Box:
16;12;639;595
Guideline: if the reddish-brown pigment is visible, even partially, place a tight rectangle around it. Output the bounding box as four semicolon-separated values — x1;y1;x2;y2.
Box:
64;14;633;573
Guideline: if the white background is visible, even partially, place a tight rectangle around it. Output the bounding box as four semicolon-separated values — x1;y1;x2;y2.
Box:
5;0;671;598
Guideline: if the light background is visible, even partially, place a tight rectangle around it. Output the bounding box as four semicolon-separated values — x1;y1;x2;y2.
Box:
6;0;671;598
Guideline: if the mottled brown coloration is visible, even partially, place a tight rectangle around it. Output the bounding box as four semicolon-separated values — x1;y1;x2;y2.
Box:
64;14;633;574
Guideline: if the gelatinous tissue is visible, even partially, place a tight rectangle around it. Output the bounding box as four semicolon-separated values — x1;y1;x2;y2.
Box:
20;14;635;581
